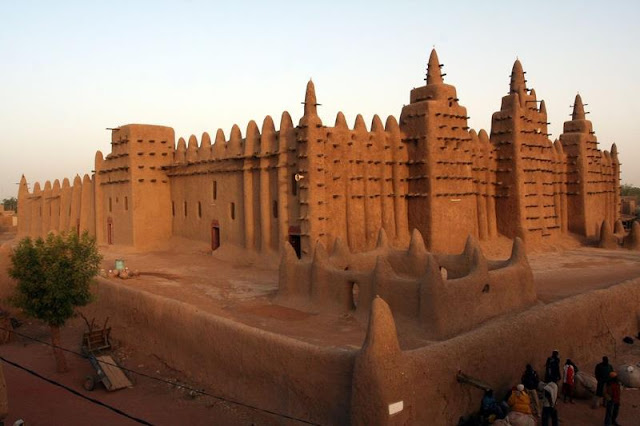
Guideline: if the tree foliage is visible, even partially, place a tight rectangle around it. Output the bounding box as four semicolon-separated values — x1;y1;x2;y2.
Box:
9;231;102;327
621;184;640;199
1;197;17;212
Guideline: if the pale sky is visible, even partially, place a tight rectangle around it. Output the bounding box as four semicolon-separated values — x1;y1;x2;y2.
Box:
1;0;639;200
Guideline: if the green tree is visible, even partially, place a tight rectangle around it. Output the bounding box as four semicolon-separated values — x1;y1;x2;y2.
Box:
9;231;102;372
1;197;17;212
621;183;640;199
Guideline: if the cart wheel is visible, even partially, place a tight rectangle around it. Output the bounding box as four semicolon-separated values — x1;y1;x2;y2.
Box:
83;375;96;391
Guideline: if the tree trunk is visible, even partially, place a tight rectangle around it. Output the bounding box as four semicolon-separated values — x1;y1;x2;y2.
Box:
50;325;68;373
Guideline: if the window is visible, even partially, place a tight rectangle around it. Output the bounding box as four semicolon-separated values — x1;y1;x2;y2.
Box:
198;201;202;218
172;201;175;217
124;196;128;211
184;201;188;217
212;180;217;200
109;197;112;212
272;200;278;218
291;174;298;196
230;202;235;220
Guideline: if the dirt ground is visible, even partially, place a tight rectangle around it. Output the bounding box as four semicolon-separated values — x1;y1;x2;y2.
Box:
2;233;640;424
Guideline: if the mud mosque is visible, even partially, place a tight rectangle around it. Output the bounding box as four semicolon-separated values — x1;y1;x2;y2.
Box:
17;49;620;258
8;50;640;425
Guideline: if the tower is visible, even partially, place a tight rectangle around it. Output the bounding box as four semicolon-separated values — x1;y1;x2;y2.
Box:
94;124;174;249
560;94;619;237
490;60;563;242
400;49;478;252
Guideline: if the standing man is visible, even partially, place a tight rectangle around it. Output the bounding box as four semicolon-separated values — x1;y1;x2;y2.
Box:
595;356;614;408
603;371;621;426
545;350;561;384
539;381;559;426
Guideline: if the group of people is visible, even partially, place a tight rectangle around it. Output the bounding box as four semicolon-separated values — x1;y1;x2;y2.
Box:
479;351;622;426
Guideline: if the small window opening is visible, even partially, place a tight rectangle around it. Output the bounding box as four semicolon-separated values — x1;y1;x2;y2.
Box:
272;200;278;218
230;202;235;220
172;201;175;217
109;198;112;212
198;201;202;218
350;282;359;310
440;267;448;280
213;180;217;200
184;201;188;217
124;196;128;211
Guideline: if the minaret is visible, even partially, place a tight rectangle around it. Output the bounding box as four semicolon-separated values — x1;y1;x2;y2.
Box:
296;80;326;258
560;93;614;238
399;48;478;252
490;59;559;243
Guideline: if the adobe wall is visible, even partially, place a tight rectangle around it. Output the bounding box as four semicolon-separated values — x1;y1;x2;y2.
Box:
167;114;295;252
277;231;536;340
80;277;355;425
17;174;94;240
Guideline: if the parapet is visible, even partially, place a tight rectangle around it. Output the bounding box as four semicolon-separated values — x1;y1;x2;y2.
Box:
277;229;536;340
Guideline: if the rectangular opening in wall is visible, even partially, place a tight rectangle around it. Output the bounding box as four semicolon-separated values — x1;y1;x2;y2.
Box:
172;201;175;217
211;222;220;251
198;201;202;218
184;201;188;217
230;202;235;220
213;180;217;200
124;196;128;211
109;197;112;213
291;174;298;196
273;200;278;218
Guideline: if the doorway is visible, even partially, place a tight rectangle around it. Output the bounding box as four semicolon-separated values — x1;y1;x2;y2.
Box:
107;218;113;245
211;220;220;251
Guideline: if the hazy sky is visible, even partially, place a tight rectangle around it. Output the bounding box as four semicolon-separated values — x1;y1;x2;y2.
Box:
1;0;639;200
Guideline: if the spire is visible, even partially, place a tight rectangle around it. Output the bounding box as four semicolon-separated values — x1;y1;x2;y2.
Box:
303;79;318;116
572;94;586;120
426;49;443;85
510;59;526;94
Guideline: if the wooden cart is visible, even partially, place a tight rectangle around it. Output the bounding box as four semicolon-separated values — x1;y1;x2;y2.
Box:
80;315;132;392
83;353;132;391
